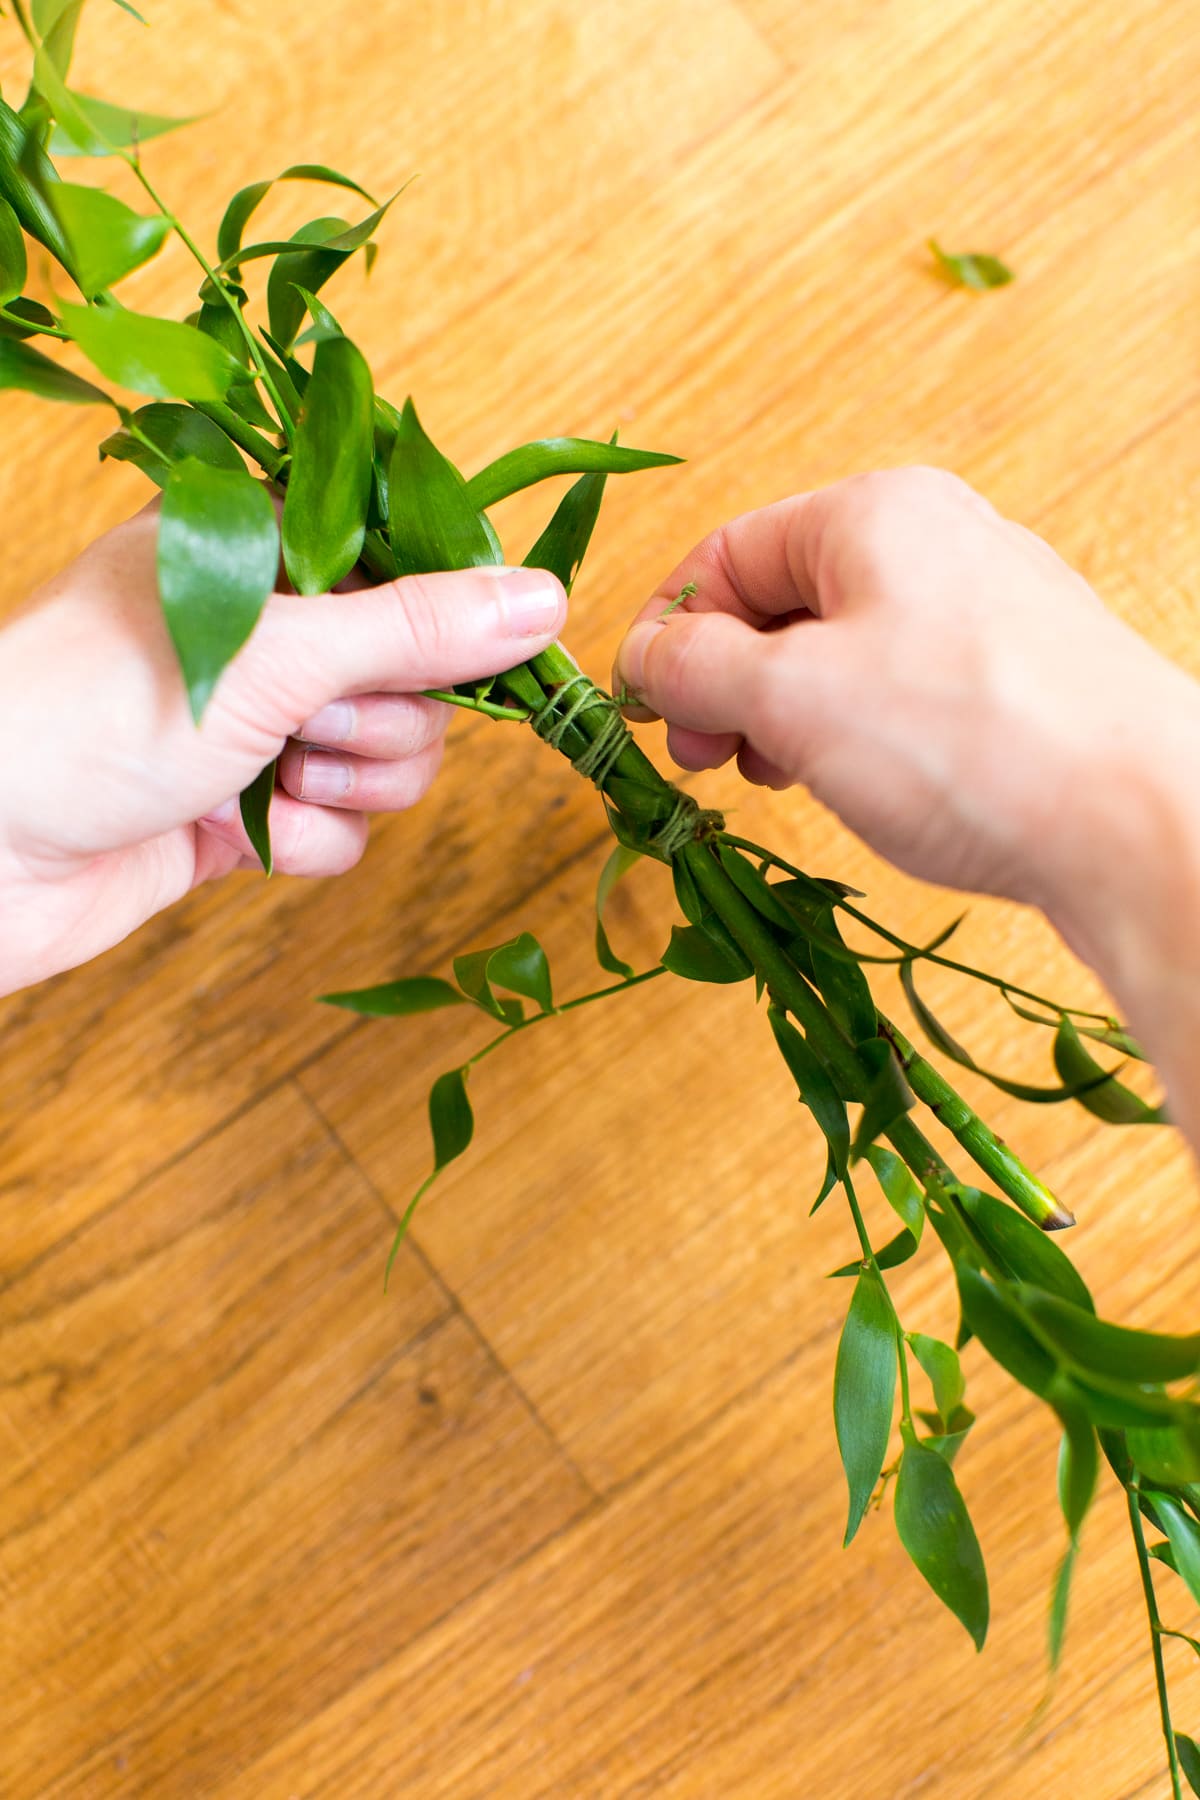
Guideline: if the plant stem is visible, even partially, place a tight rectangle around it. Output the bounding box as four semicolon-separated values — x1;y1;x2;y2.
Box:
0;302;68;339
467;966;666;1071
1128;1484;1184;1800
194;400;285;476
122;157;294;442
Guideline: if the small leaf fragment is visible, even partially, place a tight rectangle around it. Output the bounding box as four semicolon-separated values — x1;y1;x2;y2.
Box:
929;239;1014;290
320;976;468;1017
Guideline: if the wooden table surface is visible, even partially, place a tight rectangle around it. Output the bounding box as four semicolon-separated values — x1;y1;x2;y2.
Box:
2;2;1199;1794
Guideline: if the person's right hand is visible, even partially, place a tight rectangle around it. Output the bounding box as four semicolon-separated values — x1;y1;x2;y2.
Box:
614;467;1200;927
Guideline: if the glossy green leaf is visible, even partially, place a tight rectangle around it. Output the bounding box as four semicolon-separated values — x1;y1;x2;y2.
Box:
811;907;876;1043
768;1004;850;1179
595;844;639;979
834;1265;896;1545
1053;1017;1167;1124
850;1038;914;1158
387;396;500;576
98;400;245;487
1070;1378;1186;1434
465;436;681;511
895;1434;989;1649
0;94;79;277
60;302;243;401
49;181;169;294
956;1186;1094;1313
661;923;751;985
921;1405;975;1465
319;976;468;1017
1002;991;1147;1062
487;933;553;1014
864;1145;924;1245
1048;1543;1076;1672
1178;1734;1200;1797
0;334;108;403
1149;1495;1200;1607
49;90;193;158
1054;1401;1098;1539
34;0;84;72
429;1066;474;1170
0;296;58;339
281;334;374;594
908;1334;965;1421
956;1267;1057;1398
262;215;351;350
156;456;280;721
828;1228;919;1278
716;843;797;928
1020;1288;1200;1385
1128;1425;1200;1486
216;165;376;264
32;45;111;153
292;282;344;343
238;760;275;875
524;457;609;593
0;195;26;305
929;239;1014;290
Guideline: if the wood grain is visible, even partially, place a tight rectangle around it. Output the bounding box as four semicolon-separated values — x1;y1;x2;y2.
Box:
2;0;1199;1794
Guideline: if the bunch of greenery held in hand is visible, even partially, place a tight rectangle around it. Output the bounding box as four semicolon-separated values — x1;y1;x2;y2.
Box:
4;2;1200;1789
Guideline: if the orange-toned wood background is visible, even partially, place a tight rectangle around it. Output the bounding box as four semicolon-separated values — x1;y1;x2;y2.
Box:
3;2;1200;1794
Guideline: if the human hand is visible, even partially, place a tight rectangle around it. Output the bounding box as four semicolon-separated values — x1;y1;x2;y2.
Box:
614;467;1200;926
0;503;565;994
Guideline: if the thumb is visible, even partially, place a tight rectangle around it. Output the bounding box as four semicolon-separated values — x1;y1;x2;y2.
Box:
227;563;566;730
614;608;800;741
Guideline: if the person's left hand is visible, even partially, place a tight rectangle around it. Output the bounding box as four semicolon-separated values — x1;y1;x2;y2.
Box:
0;501;566;994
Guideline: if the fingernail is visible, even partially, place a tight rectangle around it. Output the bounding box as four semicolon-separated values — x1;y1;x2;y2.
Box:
615;620;660;695
480;566;565;638
299;751;353;801
299;700;355;745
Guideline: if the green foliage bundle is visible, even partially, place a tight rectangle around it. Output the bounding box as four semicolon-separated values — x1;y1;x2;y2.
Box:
3;2;1198;1787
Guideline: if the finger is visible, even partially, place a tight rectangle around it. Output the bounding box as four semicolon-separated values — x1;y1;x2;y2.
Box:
198;791;369;878
296;692;451;760
219;564;566;739
277;738;444;813
736;741;794;790
665;723;743;772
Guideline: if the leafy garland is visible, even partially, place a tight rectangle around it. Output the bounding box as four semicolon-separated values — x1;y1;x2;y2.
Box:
3;2;1199;1788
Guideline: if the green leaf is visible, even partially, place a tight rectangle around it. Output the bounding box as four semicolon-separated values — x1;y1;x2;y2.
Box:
387;396;501;576
0;94;79;277
98;400;245;488
34;0;85;73
48;181;169;294
156;456;280;721
768;1004;850;1179
60;302;244;401
292;282;345;343
281;334;374;594
32;45;111;154
319;976;468;1017
828;1227;920;1278
486;933;553;1014
929;239;1014;291
595;844;639;979
465;436;681;511
895;1434;989;1649
864;1145;924;1245
524;458;609;593
1178;1734;1200;1797
1020;1289;1200;1385
48;90;194;158
0;333;107;404
811;907;876;1042
1053;1017;1167;1125
850;1038;914;1158
716;843;797;928
216;165;376;264
0;296;58;339
238;759;275;876
429;1066;474;1170
0;195;27;305
1000;990;1146;1061
921;1405;975;1465
834;1265;897;1546
955;1186;1094;1313
908;1334;965;1420
1149;1495;1200;1607
661;922;751;985
1128;1425;1200;1487
1054;1400;1098;1539
956;1267;1058;1398
1048;1543;1076;1672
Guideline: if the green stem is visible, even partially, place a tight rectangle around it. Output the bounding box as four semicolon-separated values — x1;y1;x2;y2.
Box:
466;966;666;1071
123;157;294;442
424;688;531;723
1128;1485;1184;1800
193;400;285;476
